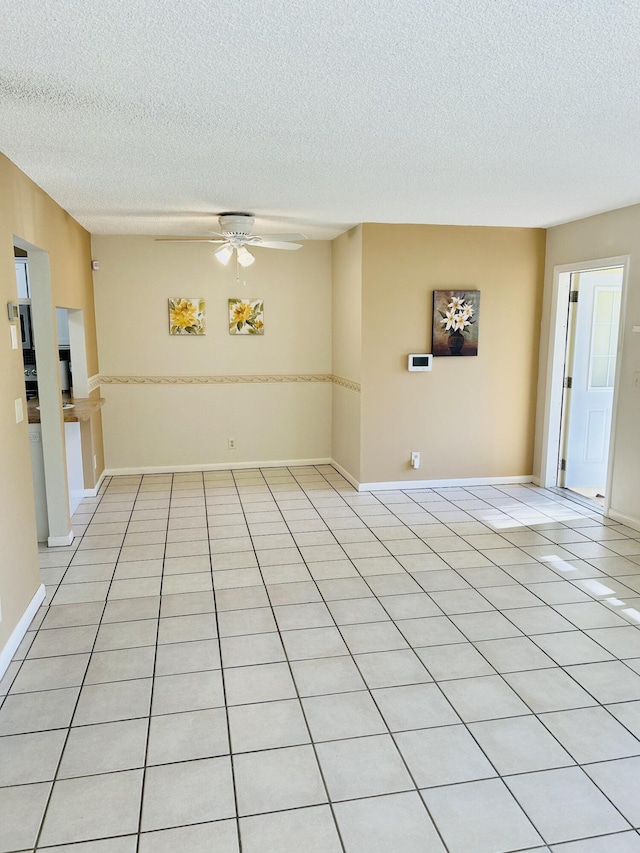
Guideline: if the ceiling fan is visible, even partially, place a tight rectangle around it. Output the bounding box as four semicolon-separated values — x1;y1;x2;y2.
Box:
156;212;307;267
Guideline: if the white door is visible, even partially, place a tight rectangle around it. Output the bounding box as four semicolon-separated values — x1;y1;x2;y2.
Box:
562;267;622;490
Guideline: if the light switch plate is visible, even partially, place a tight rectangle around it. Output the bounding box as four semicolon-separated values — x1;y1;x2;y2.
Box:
15;398;23;423
10;324;18;349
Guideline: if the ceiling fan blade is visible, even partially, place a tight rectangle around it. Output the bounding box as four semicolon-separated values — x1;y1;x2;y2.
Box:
155;237;227;243
252;241;303;250
248;233;307;243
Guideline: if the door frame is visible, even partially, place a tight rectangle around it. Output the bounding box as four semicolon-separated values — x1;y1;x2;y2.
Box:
14;237;74;546
538;254;630;514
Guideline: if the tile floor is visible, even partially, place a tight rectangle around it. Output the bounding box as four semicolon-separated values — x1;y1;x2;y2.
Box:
2;466;640;851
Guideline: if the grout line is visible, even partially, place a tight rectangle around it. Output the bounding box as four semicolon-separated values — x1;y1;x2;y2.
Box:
206;470;244;853
271;465;454;852
4;468;640;851
32;474;144;850
231;465;350;853
132;471;173;853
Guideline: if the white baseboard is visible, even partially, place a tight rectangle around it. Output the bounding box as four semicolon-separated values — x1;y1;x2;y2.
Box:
357;474;534;492
84;471;106;497
607;508;640;533
0;584;46;681
104;458;333;477
327;464;534;493
48;531;74;547
102;458;534;495
329;460;360;489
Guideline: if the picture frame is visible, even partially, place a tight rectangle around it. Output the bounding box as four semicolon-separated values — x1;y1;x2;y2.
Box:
432;290;480;356
229;298;264;335
168;298;205;335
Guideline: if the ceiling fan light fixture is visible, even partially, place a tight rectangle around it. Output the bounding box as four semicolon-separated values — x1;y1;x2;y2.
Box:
214;244;233;265
236;246;255;267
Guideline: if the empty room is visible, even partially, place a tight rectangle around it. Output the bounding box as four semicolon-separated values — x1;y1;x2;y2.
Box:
1;2;640;851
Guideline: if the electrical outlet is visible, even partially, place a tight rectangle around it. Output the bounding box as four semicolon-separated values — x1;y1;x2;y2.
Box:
411;451;420;469
93;454;97;469
228;438;236;451
15;398;23;423
10;324;18;349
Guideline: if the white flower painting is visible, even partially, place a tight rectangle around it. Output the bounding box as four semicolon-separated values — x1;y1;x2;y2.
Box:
432;290;480;356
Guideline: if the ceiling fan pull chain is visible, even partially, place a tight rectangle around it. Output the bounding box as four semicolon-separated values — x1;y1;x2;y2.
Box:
234;256;247;286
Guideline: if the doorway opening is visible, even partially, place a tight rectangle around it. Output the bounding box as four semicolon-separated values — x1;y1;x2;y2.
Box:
557;264;625;508
13;240;75;546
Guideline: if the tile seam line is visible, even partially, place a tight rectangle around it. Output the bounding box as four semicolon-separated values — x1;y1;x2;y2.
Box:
32;473;142;850
276;463;454;852
229;464;349;853
204;468;244;853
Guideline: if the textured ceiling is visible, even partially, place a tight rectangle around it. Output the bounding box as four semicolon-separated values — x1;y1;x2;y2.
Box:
1;1;640;239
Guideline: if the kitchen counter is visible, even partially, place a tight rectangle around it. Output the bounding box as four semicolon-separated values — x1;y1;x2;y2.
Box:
27;396;105;424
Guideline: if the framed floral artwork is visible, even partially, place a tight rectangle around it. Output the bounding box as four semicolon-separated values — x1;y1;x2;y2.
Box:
168;298;205;335
229;298;264;335
432;290;480;356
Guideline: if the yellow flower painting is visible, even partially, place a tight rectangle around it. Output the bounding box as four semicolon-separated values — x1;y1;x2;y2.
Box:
168;298;205;335
229;298;264;335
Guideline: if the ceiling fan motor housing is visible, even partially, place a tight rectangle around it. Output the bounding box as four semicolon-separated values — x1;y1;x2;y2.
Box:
218;213;255;241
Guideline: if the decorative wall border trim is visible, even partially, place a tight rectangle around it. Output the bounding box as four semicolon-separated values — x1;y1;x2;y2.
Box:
91;373;361;392
331;375;361;393
99;374;331;385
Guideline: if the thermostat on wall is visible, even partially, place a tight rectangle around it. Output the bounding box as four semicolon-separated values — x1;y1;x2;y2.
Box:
408;354;433;371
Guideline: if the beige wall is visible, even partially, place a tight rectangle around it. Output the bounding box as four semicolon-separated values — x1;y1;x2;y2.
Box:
0;153;102;651
331;226;362;382
331;384;361;482
331;226;362;480
92;236;332;470
102;383;331;470
536;204;640;527
359;224;546;484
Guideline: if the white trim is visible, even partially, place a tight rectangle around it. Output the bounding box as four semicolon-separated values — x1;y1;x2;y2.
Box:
538;255;630;495
104;458;332;477
101;458;533;494
358;475;534;492
27;248;72;543
329;460;360;490
0;584;46;681
539;267;572;487
84;471;106;497
603;263;631;516
607;509;640;533
48;531;74;547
